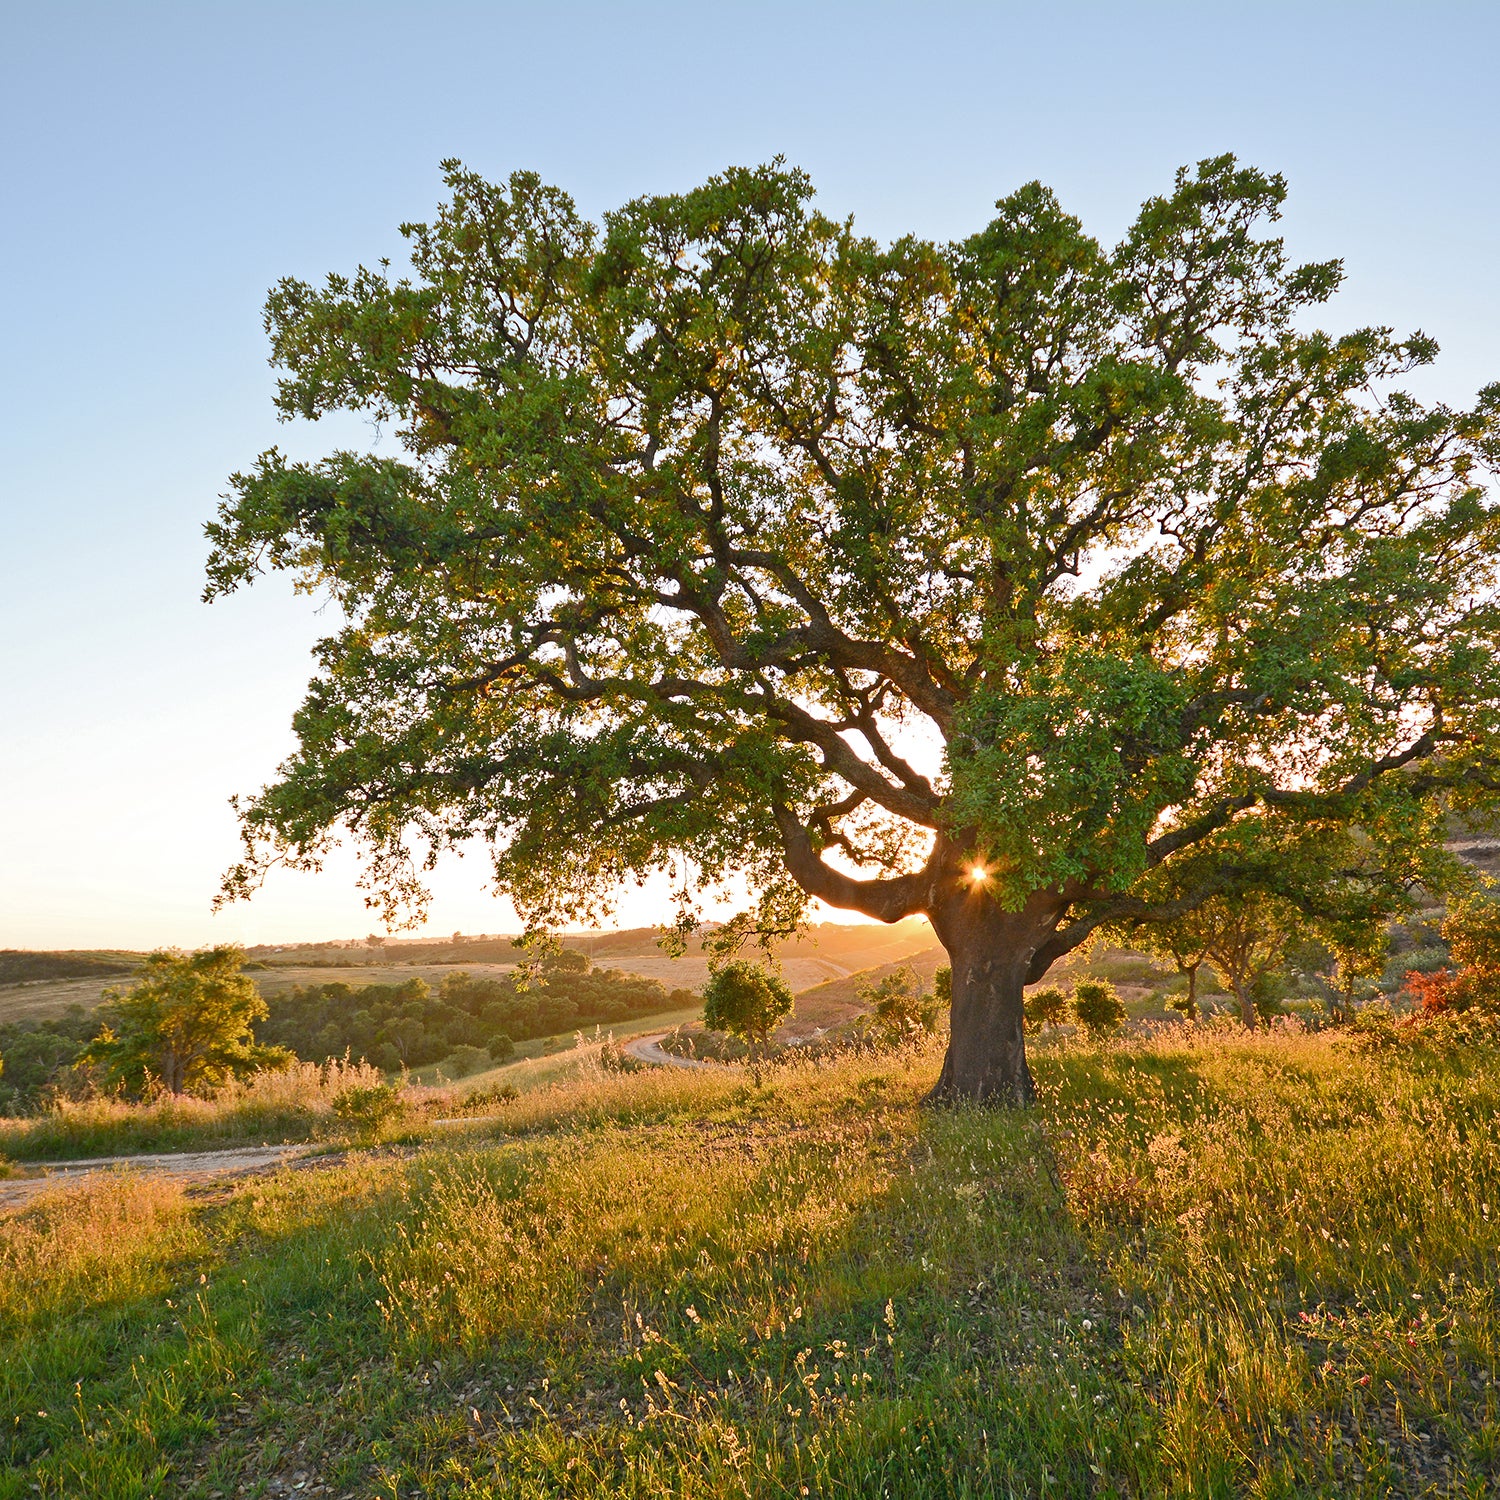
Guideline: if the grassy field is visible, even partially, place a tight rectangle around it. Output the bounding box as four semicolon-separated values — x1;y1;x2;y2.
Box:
2;1026;1497;1497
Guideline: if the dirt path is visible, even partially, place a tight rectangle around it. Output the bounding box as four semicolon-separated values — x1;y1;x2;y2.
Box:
625;1033;722;1070
0;1143;321;1212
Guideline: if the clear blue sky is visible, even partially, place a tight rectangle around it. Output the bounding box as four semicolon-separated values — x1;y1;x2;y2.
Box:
2;1;1496;949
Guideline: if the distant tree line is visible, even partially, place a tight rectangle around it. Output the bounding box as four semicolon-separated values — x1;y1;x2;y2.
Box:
0;1007;97;1113
253;951;696;1071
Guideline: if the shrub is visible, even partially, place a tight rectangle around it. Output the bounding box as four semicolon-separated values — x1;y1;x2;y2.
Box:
370;1041;402;1073
1251;970;1291;1025
1023;986;1069;1034
1381;944;1451;990
1405;967;1460;1016
1072;980;1126;1037
330;1081;408;1136
862;967;940;1040
445;1044;491;1078
487;1032;515;1063
595;1035;642;1074
461;1083;519;1110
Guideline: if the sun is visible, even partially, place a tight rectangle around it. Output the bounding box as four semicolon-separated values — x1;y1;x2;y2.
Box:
969;864;989;882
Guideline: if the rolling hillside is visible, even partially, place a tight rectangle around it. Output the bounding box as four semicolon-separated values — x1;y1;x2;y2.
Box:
0;920;938;1026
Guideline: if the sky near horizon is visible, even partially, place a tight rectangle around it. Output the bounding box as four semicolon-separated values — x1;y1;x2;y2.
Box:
2;1;1497;950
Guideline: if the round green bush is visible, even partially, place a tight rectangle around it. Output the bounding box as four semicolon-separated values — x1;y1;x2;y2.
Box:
1072;979;1126;1036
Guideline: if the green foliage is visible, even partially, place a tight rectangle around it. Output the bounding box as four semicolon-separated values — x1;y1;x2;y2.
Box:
860;966;940;1040
256;964;692;1070
1071;979;1126;1036
82;948;290;1097
933;965;952;1005
329;1080;409;1136
0;1007;96;1114
443;1044;491;1078
701;961;794;1048
1250;968;1292;1024
205;152;1500;1025
1023;986;1069;1034
1121;864;1368;1030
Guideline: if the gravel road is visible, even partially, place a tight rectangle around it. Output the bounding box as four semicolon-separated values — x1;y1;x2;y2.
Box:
624;1033;722;1070
0;1143;320;1212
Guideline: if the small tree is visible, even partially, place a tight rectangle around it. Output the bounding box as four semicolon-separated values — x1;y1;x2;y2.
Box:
1443;893;1500;1004
1410;893;1500;1015
702;961;794;1079
1071;980;1127;1037
861;965;940;1041
1326;932;1388;1022
1145;928;1212;1021
1023;986;1069;1034
83;947;290;1096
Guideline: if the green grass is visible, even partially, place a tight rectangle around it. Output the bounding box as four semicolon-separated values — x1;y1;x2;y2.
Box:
2;1028;1498;1496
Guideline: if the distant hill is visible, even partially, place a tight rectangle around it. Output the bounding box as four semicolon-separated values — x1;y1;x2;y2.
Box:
0;922;939;1027
789;945;948;1033
0;950;138;986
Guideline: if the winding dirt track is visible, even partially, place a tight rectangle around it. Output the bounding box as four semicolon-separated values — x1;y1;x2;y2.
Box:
0;1143;319;1212
623;1033;722;1070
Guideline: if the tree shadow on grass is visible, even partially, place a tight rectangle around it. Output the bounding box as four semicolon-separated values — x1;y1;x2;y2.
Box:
5;1055;1215;1498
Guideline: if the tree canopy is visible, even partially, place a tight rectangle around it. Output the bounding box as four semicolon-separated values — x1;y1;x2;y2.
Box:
84;947;289;1096
208;155;1500;1100
702;961;794;1050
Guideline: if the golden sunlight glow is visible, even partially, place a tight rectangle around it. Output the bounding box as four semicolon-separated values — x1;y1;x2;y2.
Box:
969;864;989;882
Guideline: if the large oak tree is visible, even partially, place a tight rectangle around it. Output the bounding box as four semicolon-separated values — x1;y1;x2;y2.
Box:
208;157;1500;1103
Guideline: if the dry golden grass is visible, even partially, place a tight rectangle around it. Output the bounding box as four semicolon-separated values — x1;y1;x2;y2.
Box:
0;1057;392;1161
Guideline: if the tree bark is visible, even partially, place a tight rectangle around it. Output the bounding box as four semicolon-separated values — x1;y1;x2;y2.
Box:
925;892;1060;1107
1233;983;1257;1031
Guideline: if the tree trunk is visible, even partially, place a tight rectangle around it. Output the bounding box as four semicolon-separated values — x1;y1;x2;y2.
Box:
1234;983;1257;1031
926;897;1056;1107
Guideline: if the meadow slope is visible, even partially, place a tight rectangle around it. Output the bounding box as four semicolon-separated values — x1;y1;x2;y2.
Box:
1;1028;1497;1498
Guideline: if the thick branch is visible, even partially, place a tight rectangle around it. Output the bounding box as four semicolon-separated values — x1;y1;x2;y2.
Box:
772;804;931;922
